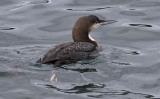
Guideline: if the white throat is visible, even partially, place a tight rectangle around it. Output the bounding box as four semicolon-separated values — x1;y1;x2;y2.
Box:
89;34;95;41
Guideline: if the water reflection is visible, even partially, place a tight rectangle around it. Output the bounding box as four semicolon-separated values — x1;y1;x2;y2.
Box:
88;90;154;98
59;66;97;73
46;64;97;83
40;82;154;98
44;83;105;94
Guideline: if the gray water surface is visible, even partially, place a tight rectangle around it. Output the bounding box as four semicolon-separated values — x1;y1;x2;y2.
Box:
0;0;160;99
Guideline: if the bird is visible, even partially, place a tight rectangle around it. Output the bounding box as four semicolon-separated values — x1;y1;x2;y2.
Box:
37;15;117;66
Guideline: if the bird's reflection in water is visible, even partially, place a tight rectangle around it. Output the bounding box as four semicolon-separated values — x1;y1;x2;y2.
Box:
45;64;97;83
46;66;59;83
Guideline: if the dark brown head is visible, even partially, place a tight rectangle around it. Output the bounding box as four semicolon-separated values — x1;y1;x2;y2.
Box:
72;15;117;46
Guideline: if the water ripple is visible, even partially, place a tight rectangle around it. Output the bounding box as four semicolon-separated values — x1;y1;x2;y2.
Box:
38;82;155;98
59;66;97;73
0;27;15;30
131;1;160;7
44;83;105;94
66;7;112;11
129;24;152;27
0;71;26;77
29;0;50;4
120;11;146;16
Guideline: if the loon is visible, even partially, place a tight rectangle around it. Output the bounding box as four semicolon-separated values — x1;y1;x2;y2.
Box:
38;15;117;65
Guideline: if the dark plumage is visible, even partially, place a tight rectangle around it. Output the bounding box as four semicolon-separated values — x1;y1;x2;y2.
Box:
38;42;98;64
38;15;117;65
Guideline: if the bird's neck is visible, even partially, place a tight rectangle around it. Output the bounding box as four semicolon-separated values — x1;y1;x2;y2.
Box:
72;30;99;46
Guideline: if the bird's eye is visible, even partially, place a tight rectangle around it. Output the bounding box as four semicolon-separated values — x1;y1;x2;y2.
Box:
95;20;98;23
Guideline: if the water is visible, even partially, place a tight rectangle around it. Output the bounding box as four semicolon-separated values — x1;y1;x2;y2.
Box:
0;0;160;99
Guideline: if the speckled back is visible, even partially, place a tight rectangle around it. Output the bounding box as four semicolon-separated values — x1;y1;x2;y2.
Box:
40;42;99;64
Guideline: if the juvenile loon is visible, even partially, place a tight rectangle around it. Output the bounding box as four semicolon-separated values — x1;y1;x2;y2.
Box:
38;15;117;65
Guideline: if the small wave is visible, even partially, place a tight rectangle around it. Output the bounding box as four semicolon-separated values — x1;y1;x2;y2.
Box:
0;27;15;30
66;7;112;11
129;24;152;27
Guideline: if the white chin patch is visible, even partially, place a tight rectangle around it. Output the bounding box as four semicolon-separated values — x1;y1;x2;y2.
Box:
92;23;101;29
